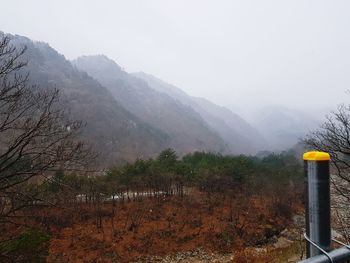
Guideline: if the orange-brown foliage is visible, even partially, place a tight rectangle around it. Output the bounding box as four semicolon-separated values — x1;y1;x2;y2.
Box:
41;189;301;262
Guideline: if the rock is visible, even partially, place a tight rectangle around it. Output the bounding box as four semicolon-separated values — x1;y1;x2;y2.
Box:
293;215;305;227
281;229;289;236
282;228;303;241
273;236;294;249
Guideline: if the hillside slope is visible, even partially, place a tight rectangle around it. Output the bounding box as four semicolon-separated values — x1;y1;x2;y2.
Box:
133;72;265;154
73;55;228;154
6;33;168;165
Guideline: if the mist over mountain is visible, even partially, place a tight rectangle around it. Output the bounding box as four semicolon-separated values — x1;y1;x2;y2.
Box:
133;72;266;154
73;55;229;155
251;106;322;151
2;31;320;165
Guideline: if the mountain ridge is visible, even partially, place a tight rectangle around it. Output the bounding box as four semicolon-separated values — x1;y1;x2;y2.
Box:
4;33;169;166
73;55;229;155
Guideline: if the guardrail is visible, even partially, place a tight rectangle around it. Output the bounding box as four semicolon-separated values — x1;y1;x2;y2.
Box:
298;151;350;263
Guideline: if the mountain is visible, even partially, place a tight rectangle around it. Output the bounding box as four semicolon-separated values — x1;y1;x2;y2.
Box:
251;106;321;151
3;32;264;164
73;55;228;154
133;72;265;154
5;33;168;165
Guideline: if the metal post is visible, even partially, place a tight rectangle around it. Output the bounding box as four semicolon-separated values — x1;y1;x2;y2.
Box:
303;151;331;258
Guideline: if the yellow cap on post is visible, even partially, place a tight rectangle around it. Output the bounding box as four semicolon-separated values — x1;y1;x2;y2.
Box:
303;151;330;161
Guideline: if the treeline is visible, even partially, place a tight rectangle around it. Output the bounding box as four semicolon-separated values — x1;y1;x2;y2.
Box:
41;149;303;205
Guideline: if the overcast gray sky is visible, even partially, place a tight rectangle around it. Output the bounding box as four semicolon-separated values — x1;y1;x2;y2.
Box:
1;0;349;118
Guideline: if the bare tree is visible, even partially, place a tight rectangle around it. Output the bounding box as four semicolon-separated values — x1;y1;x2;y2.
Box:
0;35;94;225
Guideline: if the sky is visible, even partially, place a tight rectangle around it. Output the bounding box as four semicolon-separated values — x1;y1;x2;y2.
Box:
1;0;349;119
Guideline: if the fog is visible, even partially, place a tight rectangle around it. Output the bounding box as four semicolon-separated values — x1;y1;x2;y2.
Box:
1;0;349;118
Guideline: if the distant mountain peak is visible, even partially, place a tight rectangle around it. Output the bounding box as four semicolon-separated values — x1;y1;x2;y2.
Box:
73;55;124;78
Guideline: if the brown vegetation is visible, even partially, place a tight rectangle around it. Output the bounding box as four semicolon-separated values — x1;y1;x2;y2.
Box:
0;148;304;262
35;188;302;263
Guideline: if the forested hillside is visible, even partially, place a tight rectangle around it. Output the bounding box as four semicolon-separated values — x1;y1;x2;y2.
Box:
5;33;170;165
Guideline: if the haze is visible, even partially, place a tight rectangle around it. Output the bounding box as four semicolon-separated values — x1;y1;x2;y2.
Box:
1;0;349;118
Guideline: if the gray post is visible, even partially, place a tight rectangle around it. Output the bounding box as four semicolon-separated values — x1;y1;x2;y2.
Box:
303;151;331;258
